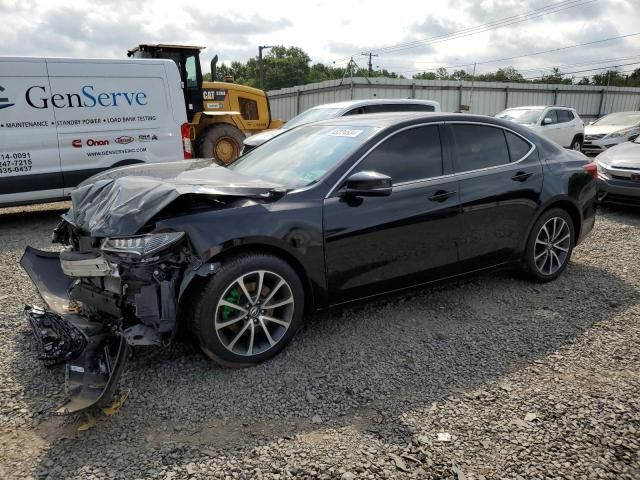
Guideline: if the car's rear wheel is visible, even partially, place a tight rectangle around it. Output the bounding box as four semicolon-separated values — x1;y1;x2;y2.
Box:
191;253;304;367
523;208;575;282
570;136;583;151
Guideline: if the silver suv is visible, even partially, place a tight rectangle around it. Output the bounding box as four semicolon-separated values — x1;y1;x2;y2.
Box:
243;98;441;153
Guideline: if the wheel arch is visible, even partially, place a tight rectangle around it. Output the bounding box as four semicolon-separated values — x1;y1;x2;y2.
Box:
524;197;582;249
180;242;316;315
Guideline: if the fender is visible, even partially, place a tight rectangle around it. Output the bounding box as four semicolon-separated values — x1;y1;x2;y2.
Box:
177;236;323;311
521;194;583;252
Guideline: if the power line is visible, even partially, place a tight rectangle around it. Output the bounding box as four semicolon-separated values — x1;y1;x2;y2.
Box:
378;32;640;76
385;31;640;71
389;53;640;77
332;0;596;64
516;54;640;74
520;61;640;80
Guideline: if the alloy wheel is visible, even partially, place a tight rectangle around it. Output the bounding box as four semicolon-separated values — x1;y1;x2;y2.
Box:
214;270;294;356
533;217;571;275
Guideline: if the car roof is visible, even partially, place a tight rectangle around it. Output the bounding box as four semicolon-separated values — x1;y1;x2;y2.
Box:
309;112;515;128
601;111;640;116
504;105;575;111
309;98;440;110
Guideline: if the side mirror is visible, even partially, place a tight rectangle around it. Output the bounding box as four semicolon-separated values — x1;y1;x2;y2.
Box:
340;171;392;197
542;117;552;125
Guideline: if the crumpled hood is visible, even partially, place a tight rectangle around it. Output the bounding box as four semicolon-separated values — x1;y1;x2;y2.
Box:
63;159;285;237
597;141;640;168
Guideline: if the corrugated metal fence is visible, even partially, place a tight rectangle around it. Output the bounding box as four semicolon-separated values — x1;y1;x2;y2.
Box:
267;77;640;122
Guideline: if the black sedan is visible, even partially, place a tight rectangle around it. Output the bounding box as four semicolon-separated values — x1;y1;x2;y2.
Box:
21;113;597;413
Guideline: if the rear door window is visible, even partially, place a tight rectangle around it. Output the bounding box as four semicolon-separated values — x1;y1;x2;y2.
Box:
450;124;511;172
357;125;443;183
505;131;532;161
556;110;571;123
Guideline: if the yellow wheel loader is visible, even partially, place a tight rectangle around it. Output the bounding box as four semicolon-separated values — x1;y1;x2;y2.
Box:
127;44;282;163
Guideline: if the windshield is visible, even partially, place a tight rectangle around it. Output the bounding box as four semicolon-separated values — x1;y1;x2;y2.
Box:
283;107;344;129
496;108;543;125
228;125;376;188
593;112;640;126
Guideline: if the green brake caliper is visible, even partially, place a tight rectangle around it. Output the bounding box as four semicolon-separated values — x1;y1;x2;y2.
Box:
221;288;242;320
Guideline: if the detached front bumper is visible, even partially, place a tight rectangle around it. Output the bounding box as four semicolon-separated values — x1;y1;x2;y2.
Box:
20;246;130;415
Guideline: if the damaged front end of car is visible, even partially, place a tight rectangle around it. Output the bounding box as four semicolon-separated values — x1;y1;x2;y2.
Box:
21;227;201;415
20;160;286;414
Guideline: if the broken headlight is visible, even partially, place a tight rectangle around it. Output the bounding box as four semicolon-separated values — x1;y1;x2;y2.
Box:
101;232;185;257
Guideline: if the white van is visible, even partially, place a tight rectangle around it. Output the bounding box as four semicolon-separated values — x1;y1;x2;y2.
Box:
0;57;190;207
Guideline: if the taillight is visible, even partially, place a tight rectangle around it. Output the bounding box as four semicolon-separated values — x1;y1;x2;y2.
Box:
583;162;597;179
181;123;192;159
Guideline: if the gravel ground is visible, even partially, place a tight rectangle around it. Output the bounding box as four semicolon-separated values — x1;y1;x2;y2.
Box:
0;202;638;480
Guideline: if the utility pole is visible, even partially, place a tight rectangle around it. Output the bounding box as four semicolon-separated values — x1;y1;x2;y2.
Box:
361;51;378;76
258;45;274;90
340;58;360;99
468;62;477;111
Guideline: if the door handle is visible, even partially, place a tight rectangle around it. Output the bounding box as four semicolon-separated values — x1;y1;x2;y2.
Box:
512;171;533;182
429;190;456;202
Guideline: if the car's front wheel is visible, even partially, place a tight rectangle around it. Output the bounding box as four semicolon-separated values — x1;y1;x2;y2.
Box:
191;253;304;367
523;208;575;282
570;136;583;151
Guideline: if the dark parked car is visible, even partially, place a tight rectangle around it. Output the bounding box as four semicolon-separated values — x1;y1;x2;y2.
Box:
21;113;597;413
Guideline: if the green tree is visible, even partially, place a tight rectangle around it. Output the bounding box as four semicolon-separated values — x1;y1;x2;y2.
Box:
255;46;312;90
627;68;640;86
494;66;524;82
537;67;571;84
592;69;629;87
413;71;436;80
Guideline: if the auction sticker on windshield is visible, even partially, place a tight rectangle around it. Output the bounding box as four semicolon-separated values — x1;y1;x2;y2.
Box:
327;128;363;138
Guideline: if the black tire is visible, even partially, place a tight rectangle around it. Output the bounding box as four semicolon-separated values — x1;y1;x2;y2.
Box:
570;135;583;151
191;253;305;367
195;124;244;164
523;208;575;282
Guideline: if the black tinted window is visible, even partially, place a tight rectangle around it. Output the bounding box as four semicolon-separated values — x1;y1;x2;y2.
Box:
365;103;436;113
345;107;366;115
556;110;571;123
451;124;510;171
505;131;531;161
358;126;443;183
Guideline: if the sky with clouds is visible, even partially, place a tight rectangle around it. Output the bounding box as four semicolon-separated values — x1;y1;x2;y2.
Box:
1;0;639;80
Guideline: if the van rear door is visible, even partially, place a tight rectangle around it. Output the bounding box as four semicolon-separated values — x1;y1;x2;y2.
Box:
44;59;183;195
0;58;62;206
